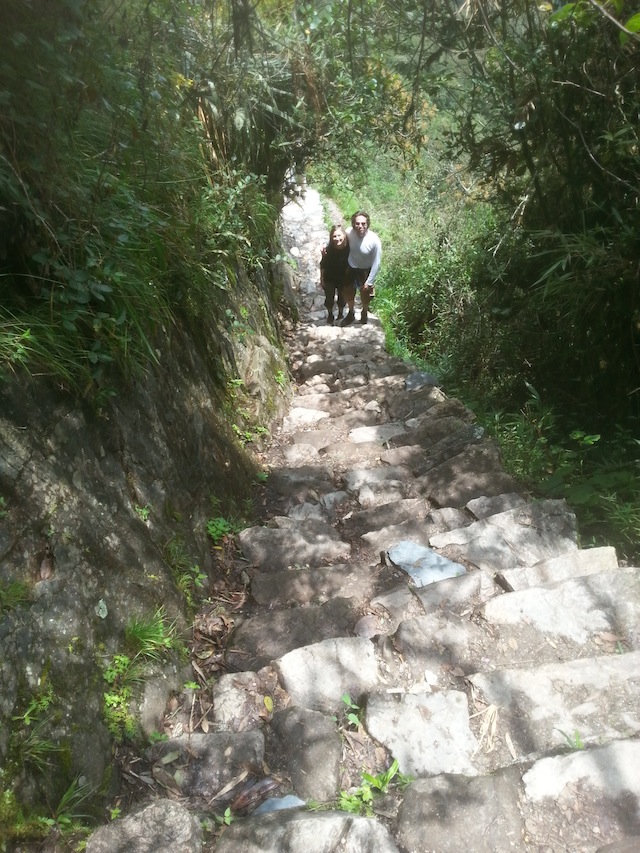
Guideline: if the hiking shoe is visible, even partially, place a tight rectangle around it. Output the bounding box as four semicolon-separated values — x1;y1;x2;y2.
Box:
359;311;368;325
327;313;334;324
341;311;355;327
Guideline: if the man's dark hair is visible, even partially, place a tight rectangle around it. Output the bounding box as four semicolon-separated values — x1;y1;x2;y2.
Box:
351;210;370;227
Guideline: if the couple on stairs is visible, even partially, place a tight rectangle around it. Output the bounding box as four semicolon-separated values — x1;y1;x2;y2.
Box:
320;210;382;326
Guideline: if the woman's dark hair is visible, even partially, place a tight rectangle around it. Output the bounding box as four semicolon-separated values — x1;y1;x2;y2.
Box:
329;224;346;239
351;210;370;228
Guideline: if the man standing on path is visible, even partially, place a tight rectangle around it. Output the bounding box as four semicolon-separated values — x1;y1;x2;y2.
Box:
341;210;382;326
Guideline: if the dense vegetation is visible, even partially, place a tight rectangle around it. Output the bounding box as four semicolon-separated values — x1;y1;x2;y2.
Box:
1;0;639;543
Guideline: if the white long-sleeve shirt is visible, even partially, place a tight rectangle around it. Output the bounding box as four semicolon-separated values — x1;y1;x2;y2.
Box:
346;227;382;285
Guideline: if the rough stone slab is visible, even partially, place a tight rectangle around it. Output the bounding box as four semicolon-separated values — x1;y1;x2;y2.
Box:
466;492;528;519
237;519;350;571
86;800;202;853
350;498;430;532
405;370;441;390
291;391;357;415
348;423;406;444
430;499;578;572
250;563;376;608
287;501;326;521
415;442;522;507
214;810;400;853
361;519;441;552
282;407;330;432
498;545;619;591
365;690;479;777
225;597;360;672
414;569;502;614
522;739;640;845
387;541;466;587
393;611;489;683
266;467;336;502
380;445;429;473
356;480;409;508
369;585;425;633
483;567;640;644
211;670;288;733
282;444;321;465
343;465;414;492
147;731;264;801
275;637;380;713
291;430;335;450
470;651;640;761
269;706;341;801
386;385;446;420
396;767;524;853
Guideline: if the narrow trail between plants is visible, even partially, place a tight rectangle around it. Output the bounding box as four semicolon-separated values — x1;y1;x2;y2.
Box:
87;189;640;853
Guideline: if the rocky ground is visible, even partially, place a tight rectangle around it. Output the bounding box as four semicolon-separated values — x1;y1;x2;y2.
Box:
85;190;640;853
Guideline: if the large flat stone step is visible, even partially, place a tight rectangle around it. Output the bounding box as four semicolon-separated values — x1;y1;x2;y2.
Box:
470;650;640;766
393;567;640;687
225;598;360;672
430;498;578;570
395;738;640;853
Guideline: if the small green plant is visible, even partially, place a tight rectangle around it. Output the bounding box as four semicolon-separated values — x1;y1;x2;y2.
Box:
206;516;241;545
125;607;178;661
164;536;207;610
36;776;94;837
255;470;268;483
12;685;55;727
12;717;64;775
338;760;413;817
103;608;181;742
341;694;363;728
0;496;7;518
134;504;151;522
109;806;121;820
0;580;30;615
214;806;234;826
148;730;169;744
556;728;585;750
275;369;287;387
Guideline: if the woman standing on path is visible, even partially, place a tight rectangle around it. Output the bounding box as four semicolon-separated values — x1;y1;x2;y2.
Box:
341;210;382;326
320;225;349;324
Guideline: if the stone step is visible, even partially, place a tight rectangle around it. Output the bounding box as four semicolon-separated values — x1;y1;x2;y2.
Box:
393;566;640;686
497;544;619;590
214;810;400;853
429;498;578;571
470;649;640;766
395;737;640;853
365;650;640;779
249;562;378;609
273;636;384;714
237;517;350;571
225;597;361;672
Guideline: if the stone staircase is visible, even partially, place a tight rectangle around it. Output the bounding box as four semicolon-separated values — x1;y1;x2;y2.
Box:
86;191;640;853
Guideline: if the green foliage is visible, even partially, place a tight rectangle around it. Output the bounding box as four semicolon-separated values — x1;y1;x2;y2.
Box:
556;728;585;751
164;535;207;611
11;717;64;776
125;607;179;662
341;694;363;729
206;516;242;545
134;504;151;523
338;760;412;817
36;776;94;838
0;579;30;615
103;607;181;742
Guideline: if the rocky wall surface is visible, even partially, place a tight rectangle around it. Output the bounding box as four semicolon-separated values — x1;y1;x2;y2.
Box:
0;261;294;812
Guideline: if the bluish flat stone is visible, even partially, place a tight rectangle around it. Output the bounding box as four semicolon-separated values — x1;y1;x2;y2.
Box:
387;540;466;587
